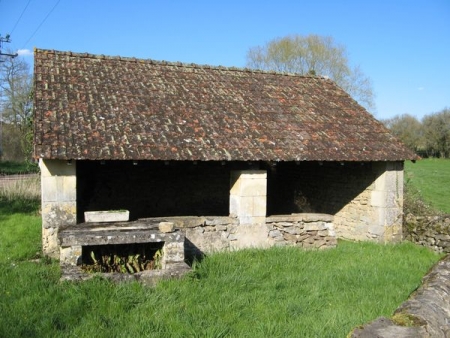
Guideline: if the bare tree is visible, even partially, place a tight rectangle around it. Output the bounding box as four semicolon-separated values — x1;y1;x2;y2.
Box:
382;114;425;153
0;53;33;161
246;34;375;112
422;108;450;158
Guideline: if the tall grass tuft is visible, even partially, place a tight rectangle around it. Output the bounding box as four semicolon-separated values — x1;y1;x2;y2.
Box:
0;174;41;213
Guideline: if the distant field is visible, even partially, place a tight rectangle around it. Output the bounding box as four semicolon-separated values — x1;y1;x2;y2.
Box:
0;161;39;175
404;158;450;214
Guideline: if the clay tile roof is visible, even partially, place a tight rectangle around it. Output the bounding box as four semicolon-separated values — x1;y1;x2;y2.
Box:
33;48;417;162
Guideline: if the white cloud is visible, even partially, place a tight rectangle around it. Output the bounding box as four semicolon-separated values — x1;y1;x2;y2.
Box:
17;49;33;56
417;87;425;91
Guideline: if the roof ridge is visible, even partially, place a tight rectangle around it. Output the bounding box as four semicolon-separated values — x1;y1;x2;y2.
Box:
34;48;327;79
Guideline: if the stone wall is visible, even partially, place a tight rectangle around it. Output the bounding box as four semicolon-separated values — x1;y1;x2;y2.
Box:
40;159;77;258
269;161;404;243
41;159;404;258
404;214;450;253
334;161;403;242
351;254;450;337
266;214;337;249
142;214;336;259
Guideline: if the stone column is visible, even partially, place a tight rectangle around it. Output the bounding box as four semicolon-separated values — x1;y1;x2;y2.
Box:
40;159;77;258
229;170;267;225
370;161;404;242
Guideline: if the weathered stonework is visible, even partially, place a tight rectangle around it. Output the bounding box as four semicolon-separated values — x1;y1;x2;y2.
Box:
350;254;450;338
145;214;336;258
404;214;450;253
230;170;267;225
58;220;190;282
40;161;404;267
40;159;77;258
266;214;337;249
334;161;404;243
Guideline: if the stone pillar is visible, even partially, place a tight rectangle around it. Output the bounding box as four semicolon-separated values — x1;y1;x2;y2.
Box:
370;161;404;242
40;159;77;258
229;170;267;225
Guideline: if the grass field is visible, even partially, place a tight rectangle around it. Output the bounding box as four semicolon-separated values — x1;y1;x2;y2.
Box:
0;160;39;175
405;158;450;214
0;196;441;337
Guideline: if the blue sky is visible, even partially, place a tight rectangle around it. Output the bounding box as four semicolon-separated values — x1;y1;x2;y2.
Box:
1;0;449;120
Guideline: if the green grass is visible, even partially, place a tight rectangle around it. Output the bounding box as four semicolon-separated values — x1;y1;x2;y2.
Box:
0;160;39;175
405;158;450;214
0;198;441;338
0;159;446;336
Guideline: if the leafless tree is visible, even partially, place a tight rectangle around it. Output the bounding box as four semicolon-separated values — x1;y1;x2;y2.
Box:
246;34;375;112
0;53;33;161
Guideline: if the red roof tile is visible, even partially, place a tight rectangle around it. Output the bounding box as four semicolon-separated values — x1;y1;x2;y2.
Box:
33;49;417;161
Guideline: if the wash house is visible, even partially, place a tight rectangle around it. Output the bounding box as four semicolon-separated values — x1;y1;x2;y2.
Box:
33;49;416;265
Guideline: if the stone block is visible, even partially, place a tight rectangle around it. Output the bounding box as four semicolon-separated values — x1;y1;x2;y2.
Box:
229;170;267;225
42;202;77;227
371;190;386;208
42;227;59;257
60;176;77;201
205;217;237;226
231;224;270;250
318;230;329;237
40;159;76;177
159;222;175;233
85;210;130;223
304;222;327;231
238;196;254;217
42;176;58;202
384;224;402;242
153;216;206;228
296;234;310;242
253;216;267;224
238;171;267;179
283;233;298;243
229;195;239;217
283;226;302;235
269;229;283;239
253;196;267;217
276;222;294;227
240;178;267;197
60;245;82;265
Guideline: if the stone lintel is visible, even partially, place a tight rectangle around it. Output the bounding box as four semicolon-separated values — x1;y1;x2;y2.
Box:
266;213;334;223
59;227;184;247
139;216;207;228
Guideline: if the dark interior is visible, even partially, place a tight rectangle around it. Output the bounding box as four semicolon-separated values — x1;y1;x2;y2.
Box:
77;160;378;222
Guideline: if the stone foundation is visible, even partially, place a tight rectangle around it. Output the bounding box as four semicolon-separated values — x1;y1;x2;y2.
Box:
142;214;336;258
266;214;337;249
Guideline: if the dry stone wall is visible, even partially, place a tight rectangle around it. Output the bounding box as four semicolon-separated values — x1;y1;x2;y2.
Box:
404;214;450;253
350;254;450;337
266;214;337;249
146;214;336;259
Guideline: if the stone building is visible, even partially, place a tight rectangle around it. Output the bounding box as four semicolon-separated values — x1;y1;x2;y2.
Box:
33;49;416;261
